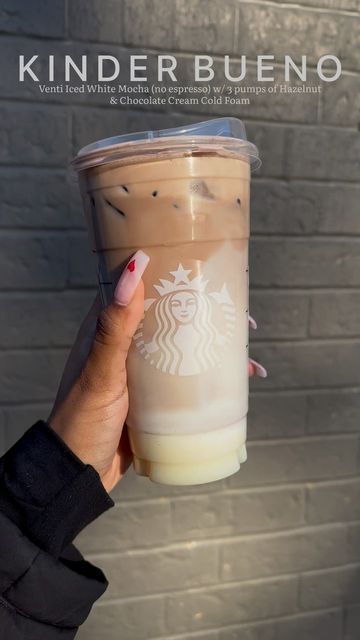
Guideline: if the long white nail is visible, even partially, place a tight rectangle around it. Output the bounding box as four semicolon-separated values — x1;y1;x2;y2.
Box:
249;358;268;378
114;250;150;306
249;315;257;330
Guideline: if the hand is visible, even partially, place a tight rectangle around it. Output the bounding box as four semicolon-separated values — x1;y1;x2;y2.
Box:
49;254;266;494
48;250;150;493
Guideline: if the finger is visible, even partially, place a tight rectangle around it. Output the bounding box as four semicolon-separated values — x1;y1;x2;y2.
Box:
83;250;150;391
249;358;267;378
68;294;102;371
76;293;102;344
118;424;133;477
52;293;102;407
249;315;257;330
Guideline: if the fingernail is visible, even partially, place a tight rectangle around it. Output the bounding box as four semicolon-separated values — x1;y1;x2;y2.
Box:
249;358;268;378
249;315;257;330
114;250;150;306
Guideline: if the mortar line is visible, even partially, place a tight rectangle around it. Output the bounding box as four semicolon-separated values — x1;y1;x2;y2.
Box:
87;519;354;560
173;474;357;500
2;225;360;239
3;228;360;242
1;95;359;131
145;606;344;640
1;166;360;189
95;571;300;605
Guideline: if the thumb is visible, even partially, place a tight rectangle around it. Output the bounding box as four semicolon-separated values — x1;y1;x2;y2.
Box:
84;250;150;392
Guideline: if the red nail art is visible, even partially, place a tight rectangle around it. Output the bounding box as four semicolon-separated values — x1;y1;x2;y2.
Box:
114;251;150;306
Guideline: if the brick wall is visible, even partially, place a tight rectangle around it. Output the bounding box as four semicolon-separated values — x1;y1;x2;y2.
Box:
1;1;360;638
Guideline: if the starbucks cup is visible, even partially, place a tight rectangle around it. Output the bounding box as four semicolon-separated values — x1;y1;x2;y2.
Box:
73;118;260;485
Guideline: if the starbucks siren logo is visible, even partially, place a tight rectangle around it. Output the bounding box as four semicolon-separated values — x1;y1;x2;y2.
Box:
133;264;236;376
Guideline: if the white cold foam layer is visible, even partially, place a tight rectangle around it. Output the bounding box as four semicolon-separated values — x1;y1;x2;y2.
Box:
128;397;247;435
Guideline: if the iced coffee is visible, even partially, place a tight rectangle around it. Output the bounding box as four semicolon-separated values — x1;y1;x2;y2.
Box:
73;118;260;485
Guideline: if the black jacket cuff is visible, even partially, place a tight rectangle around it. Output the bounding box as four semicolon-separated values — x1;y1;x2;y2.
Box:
0;420;114;557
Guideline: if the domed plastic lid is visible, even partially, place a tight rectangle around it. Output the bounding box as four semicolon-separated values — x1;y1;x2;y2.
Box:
73;117;260;171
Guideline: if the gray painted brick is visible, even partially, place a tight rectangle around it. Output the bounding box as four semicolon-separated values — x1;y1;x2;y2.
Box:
0;104;69;166
174;0;236;55
128;0;235;53
250;342;360;390
217;609;343;640
220;524;348;582
251;180;360;235
251;238;360;287
248;392;307;439
345;604;360;640
0;291;94;348
0;169;83;229
337;18;360;73
124;0;176;48
306;479;360;524
246;123;286;178
237;4;359;71
1;37;46;102
276;0;359;9
136;627;220;640
346;522;360;563
0;233;67;290
0;0;65;37
159;629;224;640
227;435;359;487
0;350;67;403
68;0;123;42
286;127;360;181
322;73;360;127
92;543;219;599
310;292;360;337
251;180;320;235
165;576;298;633
170;486;304;540
307;389;360;433
76;597;166;640
3;404;52;449
77;499;172;553
169;493;231;541
241;66;319;124
249;291;309;340
315;183;360;234
68;233;97;287
111;466;228;504
299;564;360;610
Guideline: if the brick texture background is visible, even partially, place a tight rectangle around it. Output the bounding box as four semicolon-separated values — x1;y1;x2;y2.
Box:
1;1;360;638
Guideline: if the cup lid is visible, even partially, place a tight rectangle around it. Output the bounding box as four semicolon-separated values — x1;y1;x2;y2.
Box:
73;117;261;171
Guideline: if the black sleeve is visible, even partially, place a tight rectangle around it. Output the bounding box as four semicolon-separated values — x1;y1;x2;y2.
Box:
0;420;115;639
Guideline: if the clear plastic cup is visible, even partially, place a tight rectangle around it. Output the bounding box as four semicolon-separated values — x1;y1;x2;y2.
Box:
73;118;260;485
